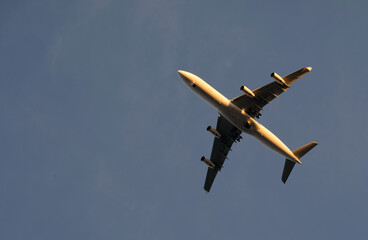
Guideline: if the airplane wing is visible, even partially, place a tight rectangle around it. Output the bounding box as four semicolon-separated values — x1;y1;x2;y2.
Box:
204;115;242;192
231;67;312;117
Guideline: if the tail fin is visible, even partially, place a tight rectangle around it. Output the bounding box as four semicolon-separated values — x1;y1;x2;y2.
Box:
282;142;318;183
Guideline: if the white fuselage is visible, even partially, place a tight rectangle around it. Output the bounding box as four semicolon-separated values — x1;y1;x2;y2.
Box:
178;70;301;164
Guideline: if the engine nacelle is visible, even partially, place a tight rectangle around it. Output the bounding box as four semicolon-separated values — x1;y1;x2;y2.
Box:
201;156;215;169
271;72;287;86
207;126;221;138
240;85;255;97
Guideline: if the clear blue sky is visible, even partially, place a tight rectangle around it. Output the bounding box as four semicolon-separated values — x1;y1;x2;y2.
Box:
1;1;368;239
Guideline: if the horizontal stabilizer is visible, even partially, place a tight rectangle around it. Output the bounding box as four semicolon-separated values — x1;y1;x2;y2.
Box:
292;142;318;159
282;160;296;183
282;142;318;183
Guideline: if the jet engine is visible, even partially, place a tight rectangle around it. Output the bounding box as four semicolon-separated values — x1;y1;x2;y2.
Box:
271;72;287;86
201;156;215;169
207;126;221;138
240;85;255;97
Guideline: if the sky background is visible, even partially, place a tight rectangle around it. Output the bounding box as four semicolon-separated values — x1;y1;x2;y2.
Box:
1;0;368;239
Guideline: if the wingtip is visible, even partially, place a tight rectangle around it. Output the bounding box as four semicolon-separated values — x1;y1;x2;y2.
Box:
306;67;312;71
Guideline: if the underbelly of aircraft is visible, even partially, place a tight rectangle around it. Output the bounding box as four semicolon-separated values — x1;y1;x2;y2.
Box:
218;103;299;162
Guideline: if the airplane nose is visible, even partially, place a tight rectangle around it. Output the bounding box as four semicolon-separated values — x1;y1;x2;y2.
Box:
178;70;188;81
178;70;199;88
178;70;193;86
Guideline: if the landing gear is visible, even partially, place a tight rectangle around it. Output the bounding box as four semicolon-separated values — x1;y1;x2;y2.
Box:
244;122;251;129
245;108;262;119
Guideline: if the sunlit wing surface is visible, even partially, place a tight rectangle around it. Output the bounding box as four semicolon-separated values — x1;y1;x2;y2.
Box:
231;67;312;117
204;115;242;192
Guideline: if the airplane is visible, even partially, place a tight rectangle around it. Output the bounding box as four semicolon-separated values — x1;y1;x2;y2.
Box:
178;67;318;192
